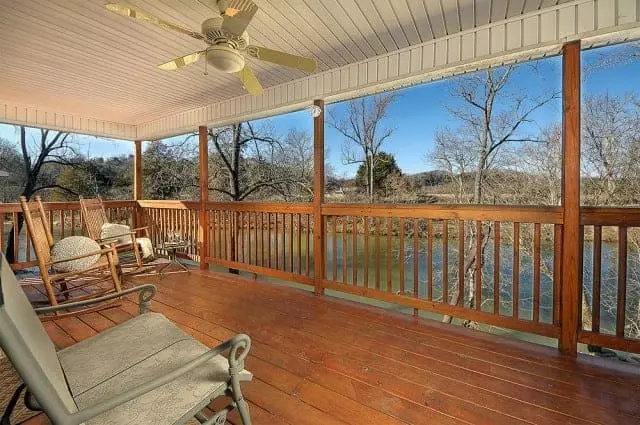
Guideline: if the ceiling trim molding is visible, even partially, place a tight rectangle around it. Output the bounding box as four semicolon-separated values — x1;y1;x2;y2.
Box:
0;100;137;140
136;0;640;141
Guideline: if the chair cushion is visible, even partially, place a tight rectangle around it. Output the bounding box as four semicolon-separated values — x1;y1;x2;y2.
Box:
50;236;101;273
100;223;133;246
58;313;251;425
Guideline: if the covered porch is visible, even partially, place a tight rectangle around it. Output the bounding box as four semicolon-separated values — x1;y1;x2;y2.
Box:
3;0;640;423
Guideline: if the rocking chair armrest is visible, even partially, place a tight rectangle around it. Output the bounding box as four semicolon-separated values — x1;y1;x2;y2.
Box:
96;231;137;243
34;284;157;315
67;333;251;425
47;246;117;266
131;226;150;232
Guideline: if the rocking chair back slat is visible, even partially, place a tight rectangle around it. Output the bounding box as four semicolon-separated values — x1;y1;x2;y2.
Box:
19;196;54;280
79;197;109;240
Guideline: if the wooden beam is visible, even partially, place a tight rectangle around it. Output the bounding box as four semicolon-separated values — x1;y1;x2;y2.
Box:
313;99;325;296
198;125;209;270
133;140;142;228
133;140;143;200
560;40;581;356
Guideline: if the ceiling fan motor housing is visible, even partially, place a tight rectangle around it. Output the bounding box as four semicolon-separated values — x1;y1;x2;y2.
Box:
206;45;245;73
201;17;249;48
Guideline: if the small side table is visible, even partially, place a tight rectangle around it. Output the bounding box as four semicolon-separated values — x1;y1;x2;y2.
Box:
155;241;191;277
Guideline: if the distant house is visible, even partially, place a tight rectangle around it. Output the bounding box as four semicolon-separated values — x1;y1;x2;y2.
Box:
0;170;8;178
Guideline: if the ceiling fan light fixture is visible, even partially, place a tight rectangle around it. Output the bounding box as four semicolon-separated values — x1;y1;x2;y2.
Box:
206;46;245;73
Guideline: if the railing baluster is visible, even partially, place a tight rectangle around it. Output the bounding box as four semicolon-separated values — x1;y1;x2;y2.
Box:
553;224;562;326
413;219;419;315
61;209;66;238
617;226;628;338
442;220;448;304
533;223;541;323
248;211;253;265
12;212;19;263
475;220;482;311
275;213;280;270
399;217;405;294
212;210;217;259
342;216;348;284
267;212;271;269
297;213;302;274
494;221;501;315
386;217;392;292
332;216;337;281
364;217;370;288
306;213;311;276
375;217;380;290
592;225;602;333
458;220;465;307
513;222;520;319
289;213;294;273
352;216;358;285
427;219;433;301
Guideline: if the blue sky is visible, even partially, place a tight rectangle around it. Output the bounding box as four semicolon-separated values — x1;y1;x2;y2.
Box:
1;43;638;177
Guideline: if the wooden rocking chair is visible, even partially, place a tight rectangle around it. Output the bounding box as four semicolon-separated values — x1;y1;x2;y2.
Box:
19;196;123;318
79;197;150;269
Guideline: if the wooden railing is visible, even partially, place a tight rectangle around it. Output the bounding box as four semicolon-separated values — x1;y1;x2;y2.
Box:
137;200;201;262
203;202;314;285
320;204;563;338
4;198;640;355
1;200;136;270
579;208;640;353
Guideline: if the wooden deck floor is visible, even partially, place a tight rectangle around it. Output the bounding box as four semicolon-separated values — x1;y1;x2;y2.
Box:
27;269;640;425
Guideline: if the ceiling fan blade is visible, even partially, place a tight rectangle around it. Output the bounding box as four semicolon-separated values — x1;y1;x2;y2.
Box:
158;51;205;70
236;65;263;95
245;46;317;73
105;4;203;41
221;5;257;36
227;0;258;14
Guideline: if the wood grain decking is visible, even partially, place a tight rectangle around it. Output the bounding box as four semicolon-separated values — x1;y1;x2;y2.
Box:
23;269;640;425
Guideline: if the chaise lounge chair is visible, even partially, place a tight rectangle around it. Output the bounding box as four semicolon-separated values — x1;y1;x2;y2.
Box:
0;253;253;425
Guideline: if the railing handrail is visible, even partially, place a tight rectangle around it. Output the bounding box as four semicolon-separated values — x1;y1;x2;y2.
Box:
322;203;564;223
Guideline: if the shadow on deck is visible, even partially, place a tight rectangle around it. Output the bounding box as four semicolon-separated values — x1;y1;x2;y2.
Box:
22;269;640;425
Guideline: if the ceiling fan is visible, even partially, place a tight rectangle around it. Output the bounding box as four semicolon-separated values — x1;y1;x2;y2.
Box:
104;0;317;95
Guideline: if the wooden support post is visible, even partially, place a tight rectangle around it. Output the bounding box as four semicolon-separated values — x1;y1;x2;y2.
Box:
133;140;142;228
198;125;209;270
560;40;581;356
313;99;325;296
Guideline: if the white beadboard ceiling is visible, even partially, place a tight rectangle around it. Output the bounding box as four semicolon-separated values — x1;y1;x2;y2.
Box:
0;0;639;140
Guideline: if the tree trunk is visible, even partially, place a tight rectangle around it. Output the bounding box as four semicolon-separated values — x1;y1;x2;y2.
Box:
4;180;36;264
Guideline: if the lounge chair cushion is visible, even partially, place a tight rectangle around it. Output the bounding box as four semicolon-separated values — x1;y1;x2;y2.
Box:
50;236;101;273
58;313;251;425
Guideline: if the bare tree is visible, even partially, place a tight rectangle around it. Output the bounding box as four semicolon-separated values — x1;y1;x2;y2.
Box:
4;126;78;263
518;123;563;206
328;94;397;203
431;129;475;203
432;66;559;204
429;66;559;323
581;92;640;206
273;129;314;201
208;122;297;201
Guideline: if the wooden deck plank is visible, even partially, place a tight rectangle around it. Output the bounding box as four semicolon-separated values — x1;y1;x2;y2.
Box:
158;272;640;396
187;270;640;387
119;298;467;425
144;274;637;424
26;270;640;425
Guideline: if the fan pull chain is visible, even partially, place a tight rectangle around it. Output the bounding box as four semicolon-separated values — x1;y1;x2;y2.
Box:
204;53;208;76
